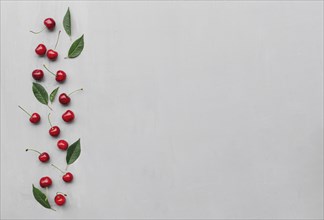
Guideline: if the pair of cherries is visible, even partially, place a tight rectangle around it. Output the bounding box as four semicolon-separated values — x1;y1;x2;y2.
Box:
39;177;68;206
48;111;75;137
32;65;66;82
35;31;61;60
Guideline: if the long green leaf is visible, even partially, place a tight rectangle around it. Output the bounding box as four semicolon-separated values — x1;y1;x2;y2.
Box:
50;87;59;103
66;138;81;165
63;7;71;37
68;35;84;58
32;184;51;209
32;83;48;105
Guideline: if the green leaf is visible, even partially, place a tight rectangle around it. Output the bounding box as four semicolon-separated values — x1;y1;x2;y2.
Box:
63;7;71;37
50;87;59;103
32;82;48;105
66;138;81;165
68;35;84;58
32;184;51;209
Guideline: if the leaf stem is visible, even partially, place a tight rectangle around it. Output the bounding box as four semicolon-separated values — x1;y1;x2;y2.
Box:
26;148;41;155
65;164;69;171
51;208;56;211
51;164;65;174
48;113;53;128
68;88;83;96
47;104;53;111
43;64;56;76
18;105;31;117
54;30;61;50
30;26;45;34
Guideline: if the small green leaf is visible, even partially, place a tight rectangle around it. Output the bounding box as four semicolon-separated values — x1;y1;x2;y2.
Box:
68;35;84;58
32;184;51;209
63;7;71;37
66;138;81;165
32;82;48;105
50;87;59;103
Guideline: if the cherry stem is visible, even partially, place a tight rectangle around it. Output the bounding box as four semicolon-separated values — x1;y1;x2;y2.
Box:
25;148;41;155
54;30;61;50
51;164;65;174
56;192;67;196
68;88;83;96
30;26;45;34
18;105;31;117
48;113;53;127
43;64;56;76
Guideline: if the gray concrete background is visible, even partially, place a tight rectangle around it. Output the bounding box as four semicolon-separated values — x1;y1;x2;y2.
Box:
1;1;323;219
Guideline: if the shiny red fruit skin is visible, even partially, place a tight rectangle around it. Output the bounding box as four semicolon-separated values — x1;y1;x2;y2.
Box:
32;69;44;81
63;172;73;182
59;93;71;105
29;113;41;124
47;49;58;60
44;18;56;30
49;126;60;137
35;44;47;56
62;110;75;122
55;194;66;206
38;152;50;162
57;140;68;150
56;71;66;82
39;176;52;188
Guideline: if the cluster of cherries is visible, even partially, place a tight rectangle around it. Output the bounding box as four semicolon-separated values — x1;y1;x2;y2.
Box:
19;17;82;207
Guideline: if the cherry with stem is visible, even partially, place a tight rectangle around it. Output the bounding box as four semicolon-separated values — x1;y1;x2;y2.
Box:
26;148;50;162
59;88;83;105
48;113;60;137
51;164;74;182
18;105;41;124
43;64;66;82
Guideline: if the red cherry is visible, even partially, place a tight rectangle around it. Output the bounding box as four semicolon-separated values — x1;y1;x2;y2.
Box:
32;69;44;81
59;93;71;105
39;176;52;188
62;110;75;122
29;113;41;124
35;44;47;56
38;152;50;162
56;70;66;82
18;106;40;124
54;193;66;206
63;172;73;183
49;126;60;137
47;49;58;60
57;140;69;150
44;18;56;30
26;149;49;163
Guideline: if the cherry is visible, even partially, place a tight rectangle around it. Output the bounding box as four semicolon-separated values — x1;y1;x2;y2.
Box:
32;69;44;81
18;105;41;124
43;65;66;82
51;164;74;183
30;18;56;34
57;140;69;150
26;148;50;162
54;193;67;206
62;110;75;122
47;31;61;61
48;113;60;137
44;18;56;30
59;88;83;105
39;176;52;188
47;50;58;60
35;44;47;56
63;172;74;182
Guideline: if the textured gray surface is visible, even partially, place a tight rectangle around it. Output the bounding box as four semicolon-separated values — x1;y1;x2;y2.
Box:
1;1;323;219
